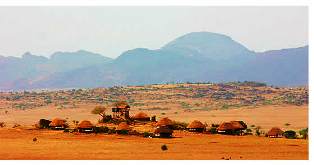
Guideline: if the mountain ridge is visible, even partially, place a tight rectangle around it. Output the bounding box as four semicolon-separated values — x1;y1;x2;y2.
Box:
0;32;308;90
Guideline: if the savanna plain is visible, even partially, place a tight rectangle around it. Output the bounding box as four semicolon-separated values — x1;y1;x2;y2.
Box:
0;82;308;159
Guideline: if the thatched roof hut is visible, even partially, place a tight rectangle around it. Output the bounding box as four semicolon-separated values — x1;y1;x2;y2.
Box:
230;121;247;129
217;121;247;131
187;120;205;132
217;122;234;131
77;120;94;133
187;120;205;129
267;127;284;138
217;121;247;135
49;118;67;128
154;126;173;138
132;112;150;121
156;117;173;127
78;120;94;129
116;122;130;131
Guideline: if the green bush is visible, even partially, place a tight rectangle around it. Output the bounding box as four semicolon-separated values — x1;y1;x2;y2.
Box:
284;130;297;139
143;132;153;138
94;126;110;134
108;128;116;134
299;128;308;139
255;127;261;136
117;130;129;135
209;127;218;134
172;121;188;130
244;128;253;135
221;104;230;110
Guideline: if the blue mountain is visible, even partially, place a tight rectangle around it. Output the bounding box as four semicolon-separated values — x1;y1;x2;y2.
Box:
0;32;308;90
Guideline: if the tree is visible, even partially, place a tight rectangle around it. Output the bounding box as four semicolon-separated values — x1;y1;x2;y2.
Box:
91;106;106;119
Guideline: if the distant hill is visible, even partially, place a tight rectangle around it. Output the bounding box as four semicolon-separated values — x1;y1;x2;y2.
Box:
0;50;112;90
0;32;308;90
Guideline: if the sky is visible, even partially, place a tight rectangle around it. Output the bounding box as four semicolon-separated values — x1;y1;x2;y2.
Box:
0;6;308;58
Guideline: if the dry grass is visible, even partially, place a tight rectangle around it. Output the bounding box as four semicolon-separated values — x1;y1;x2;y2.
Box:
0;129;308;160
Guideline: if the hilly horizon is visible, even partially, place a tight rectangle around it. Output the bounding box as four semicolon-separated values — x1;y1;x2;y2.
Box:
0;32;308;91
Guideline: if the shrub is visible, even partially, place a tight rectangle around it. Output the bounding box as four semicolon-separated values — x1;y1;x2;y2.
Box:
244;128;253;135
117;130;129;135
240;81;267;87
263;100;273;105
299;128;308;139
143;132;152;138
108;128;116;134
161;144;168;151
254;126;262;136
221;104;230;110
284;130;297;139
12;123;21;128
94;126;110;134
172;121;188;130
209;127;218;134
0;122;5;128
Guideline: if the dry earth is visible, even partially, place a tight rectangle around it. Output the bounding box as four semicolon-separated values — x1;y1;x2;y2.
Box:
0;83;308;159
0;129;308;160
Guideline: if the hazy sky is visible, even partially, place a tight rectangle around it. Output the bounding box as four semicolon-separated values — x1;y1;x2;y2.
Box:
0;6;308;58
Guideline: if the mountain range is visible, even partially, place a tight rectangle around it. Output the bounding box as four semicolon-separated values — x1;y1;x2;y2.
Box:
0;32;308;90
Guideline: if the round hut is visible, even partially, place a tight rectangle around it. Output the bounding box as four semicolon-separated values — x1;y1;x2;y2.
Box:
267;127;284;138
132;112;150;121
230;121;247;130
187;120;205;132
78;120;94;133
156;117;173;127
155;117;174;138
154;126;173;138
217;121;246;135
116;122;131;134
49;118;68;130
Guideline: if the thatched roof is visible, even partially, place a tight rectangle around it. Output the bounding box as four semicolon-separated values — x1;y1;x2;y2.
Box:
267;127;284;136
156;117;173;126
78;120;94;129
116;122;130;131
154;126;173;134
112;101;130;109
49;118;67;127
187;120;205;129
230;121;247;129
133;112;149;119
217;121;246;131
217;122;234;131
